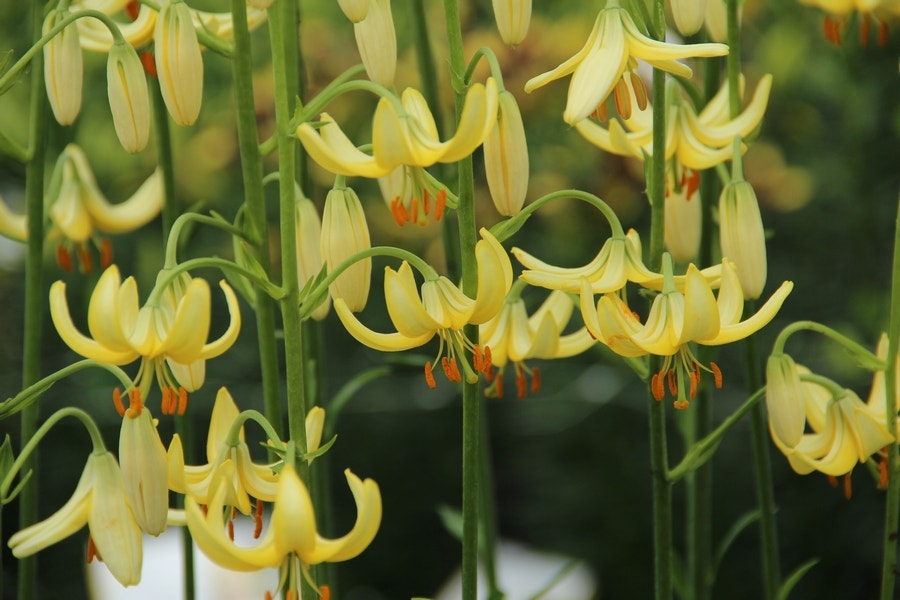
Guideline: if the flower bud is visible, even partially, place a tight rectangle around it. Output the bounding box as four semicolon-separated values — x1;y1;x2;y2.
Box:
704;0;734;43
322;186;372;312
669;0;707;36
354;0;396;88
43;9;83;126
155;0;204;125
296;190;331;320
338;0;370;22
483;90;529;216
107;41;151;153
765;354;807;448
664;182;701;264
492;0;531;46
119;394;169;536
719;179;767;299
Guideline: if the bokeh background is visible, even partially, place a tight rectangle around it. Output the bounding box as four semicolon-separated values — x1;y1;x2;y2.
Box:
1;0;899;598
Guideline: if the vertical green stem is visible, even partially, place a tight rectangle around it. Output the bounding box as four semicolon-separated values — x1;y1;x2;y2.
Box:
648;2;672;599
229;0;284;440
18;4;47;598
879;197;900;599
479;401;503;600
725;0;741;117
442;1;481;598
151;72;196;600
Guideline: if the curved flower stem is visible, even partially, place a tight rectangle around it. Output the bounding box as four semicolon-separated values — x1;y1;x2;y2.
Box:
489;189;626;242
648;2;672;599
230;0;284;447
17;3;47;596
771;321;884;368
879;196;900;600
442;0;483;597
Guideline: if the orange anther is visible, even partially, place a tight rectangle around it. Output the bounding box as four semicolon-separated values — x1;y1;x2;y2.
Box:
319;585;331;600
87;536;100;563
126;0;140;20
127;388;143;417
613;78;632;120
177;387;188;415
667;370;677;396
410;196;420;224
425;362;437;389
880;454;889;489
450;358;462;382
483;346;493;374
56;244;73;272
140;51;157;77
630;71;648;112
265;592;274;600
689;370;699;398
516;372;526;400
441;357;454;380
827;474;838;488
485;365;495;383
495;372;504;398
434;190;447;221
860;14;871;47
423;189;431;215
710;362;723;389
651;373;665;401
100;238;113;269
531;367;541;394
878;21;888;47
254;498;264;539
843;473;852;500
473;345;483;372
78;245;93;274
286;590;296;600
113;388;126;417
592;101;608;123
673;399;689;410
227;519;235;541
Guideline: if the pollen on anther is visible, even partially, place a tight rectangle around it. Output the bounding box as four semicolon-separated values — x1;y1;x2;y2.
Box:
878;21;888;47
254;498;264;539
651;373;665;401
495;372;504;397
410;196;420;224
516;372;526;400
78;245;93;274
483;345;493;374
630;71;648;112
127;388;143;417
473;345;483;372
425;362;437;389
227;519;235;541
843;473;852;500
319;585;331;600
613;78;632;120
434;190;447;221
667;370;677;396
113;388;126;417
531;368;541;394
100;238;113;269
177;387;188;415
710;362;723;389
441;357;454;381
879;448;889;489
423;189;431;215
57;244;73;272
390;197;408;227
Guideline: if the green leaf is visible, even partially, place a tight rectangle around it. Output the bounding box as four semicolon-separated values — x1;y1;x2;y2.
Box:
776;558;819;600
713;510;761;579
528;559;583;600
436;504;464;543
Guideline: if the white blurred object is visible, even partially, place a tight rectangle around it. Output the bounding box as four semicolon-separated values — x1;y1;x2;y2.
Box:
87;517;277;599
433;540;597;600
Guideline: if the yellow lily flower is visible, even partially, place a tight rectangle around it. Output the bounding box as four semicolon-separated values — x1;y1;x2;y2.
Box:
321;185;372;312
513;228;660;295
524;0;728;124
296;78;499;178
47;145;163;272
479;289;594;398
155;0;204;126
581;257;793;408
186;463;381;580
118;390;169;536
0;194;27;242
867;334;900;416
492;0;532;46
75;1;157;52
49;265;241;410
43;8;84;126
663;167;702;264
574;74;773;171
798;0;899;45
770;380;893;478
354;0;396;88
483;89;530;217
334;228;513;387
9;450;143;587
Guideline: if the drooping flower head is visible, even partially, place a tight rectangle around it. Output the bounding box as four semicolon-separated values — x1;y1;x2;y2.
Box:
321;184;372;312
524;0;728;124
155;0;204;125
50;265;241;413
46;145;164;272
9;450;143;587
334;228;514;388
43;7;84;126
479;286;594;398
581;256;793;409
377;165;450;227
353;0;396;87
107;40;151;153
483;88;530;217
492;0;532;46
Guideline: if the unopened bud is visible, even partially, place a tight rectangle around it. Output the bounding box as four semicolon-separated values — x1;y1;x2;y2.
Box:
155;0;204;125
353;0;396;88
322;186;372;312
338;0;370;22
492;0;531;46
44;9;83;126
484;90;529;216
719;179;767;299
670;0;707;36
107;41;151;153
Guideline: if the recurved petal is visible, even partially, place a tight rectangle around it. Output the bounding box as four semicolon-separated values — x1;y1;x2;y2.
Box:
703;280;793;345
168;358;206;392
232;443;280;503
372;98;420;169
837;391;894;462
197;281;242;360
469;228;514;324
306;469;381;564
296;116;388;178
516;309;561;360
270;465;318;560
85;169;163;233
693;75;772;145
622;12;728;62
384;262;440;337
50;279;138;364
335;298;434;352
591;293;648;357
714;260;746;326
765;354;808;448
158;278;212;363
564;39;627;124
680;264;720;343
441;79;500;163
0;194;27;242
524;12;603;93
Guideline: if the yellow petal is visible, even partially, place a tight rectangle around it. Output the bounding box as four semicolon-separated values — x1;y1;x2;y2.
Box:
385;262;440;337
85;169;163;232
296;116;388;178
306;469;381;564
703;280;793;345
335;298;434;351
469;229;514;324
198;281;242;359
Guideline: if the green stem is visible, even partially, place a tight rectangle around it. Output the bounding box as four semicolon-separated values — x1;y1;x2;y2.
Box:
229;0;284;446
771;321;884;368
18;2;47;595
725;0;742;117
648;2;672;599
442;0;482;598
879;196;900;599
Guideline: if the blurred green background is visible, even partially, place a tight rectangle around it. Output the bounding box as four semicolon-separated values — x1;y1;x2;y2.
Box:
1;0;899;598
